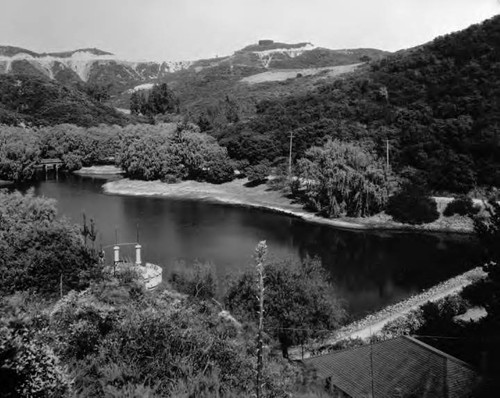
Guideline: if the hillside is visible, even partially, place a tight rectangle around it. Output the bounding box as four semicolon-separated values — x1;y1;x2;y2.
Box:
0;74;129;126
0;42;389;112
126;42;387;126
215;15;500;194
0;46;192;95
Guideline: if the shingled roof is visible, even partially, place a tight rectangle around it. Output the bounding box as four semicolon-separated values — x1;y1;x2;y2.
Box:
302;336;480;398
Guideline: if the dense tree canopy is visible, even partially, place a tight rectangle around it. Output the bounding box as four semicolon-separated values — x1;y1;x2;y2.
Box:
118;124;234;183
0;122;234;184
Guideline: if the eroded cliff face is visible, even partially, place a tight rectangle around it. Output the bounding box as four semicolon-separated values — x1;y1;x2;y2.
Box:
0;47;193;92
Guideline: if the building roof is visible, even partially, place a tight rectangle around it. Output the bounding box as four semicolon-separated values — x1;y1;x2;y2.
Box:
302;336;479;398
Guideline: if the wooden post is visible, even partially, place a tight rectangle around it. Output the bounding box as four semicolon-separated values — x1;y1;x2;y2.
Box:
255;241;268;398
60;274;63;298
288;131;293;180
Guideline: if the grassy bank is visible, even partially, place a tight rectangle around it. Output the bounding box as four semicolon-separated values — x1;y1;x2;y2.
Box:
103;178;477;234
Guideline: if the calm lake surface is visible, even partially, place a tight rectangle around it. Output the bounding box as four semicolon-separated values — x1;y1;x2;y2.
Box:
25;173;480;319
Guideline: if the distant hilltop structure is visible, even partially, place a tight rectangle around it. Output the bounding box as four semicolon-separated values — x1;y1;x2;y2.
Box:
258;39;274;46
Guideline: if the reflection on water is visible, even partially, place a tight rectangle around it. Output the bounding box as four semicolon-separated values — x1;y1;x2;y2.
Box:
24;173;480;318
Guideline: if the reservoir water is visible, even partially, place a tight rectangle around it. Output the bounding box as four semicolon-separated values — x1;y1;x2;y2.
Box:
25;173;480;319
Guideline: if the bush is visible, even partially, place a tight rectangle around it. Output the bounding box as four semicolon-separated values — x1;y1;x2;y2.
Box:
386;187;439;224
380;309;424;338
0;191;102;296
444;195;479;217
168;262;218;300
203;156;234;184
246;161;271;184
0;326;70;397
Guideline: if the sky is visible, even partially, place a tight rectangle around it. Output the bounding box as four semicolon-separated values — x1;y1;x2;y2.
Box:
1;0;499;61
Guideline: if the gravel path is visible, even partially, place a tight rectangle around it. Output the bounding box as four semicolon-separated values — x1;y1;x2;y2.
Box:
292;266;486;359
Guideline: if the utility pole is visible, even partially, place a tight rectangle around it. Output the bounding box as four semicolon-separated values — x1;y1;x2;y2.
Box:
386;139;390;171
255;241;268;398
288;131;293;180
370;326;375;398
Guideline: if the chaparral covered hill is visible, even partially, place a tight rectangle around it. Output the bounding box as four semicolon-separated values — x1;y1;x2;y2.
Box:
0;74;129;126
0;41;389;119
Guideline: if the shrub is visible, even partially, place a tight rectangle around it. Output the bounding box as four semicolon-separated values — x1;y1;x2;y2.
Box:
168;262;218;300
202;156;234;184
386;187;439;224
0;326;70;397
444;195;479;217
380;309;425;338
0;191;102;296
246;161;271;184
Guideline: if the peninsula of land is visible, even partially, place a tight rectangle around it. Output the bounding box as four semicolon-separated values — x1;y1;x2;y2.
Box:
103;177;477;234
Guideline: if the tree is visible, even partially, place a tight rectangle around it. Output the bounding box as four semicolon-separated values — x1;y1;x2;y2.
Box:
129;91;141;115
443;195;479;217
224;95;240;123
464;200;500;394
386;184;439;224
117;124;234;183
246;161;271;185
224;256;344;358
0;126;40;182
474;200;500;266
296;140;393;218
149;83;179;115
78;82;111;103
0;191;101;296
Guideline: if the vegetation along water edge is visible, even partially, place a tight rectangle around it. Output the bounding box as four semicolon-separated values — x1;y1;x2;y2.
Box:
103;177;480;234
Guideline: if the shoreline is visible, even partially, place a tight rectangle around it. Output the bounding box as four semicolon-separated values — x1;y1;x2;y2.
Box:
102;178;476;234
327;266;485;342
293;266;487;359
74;165;123;176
